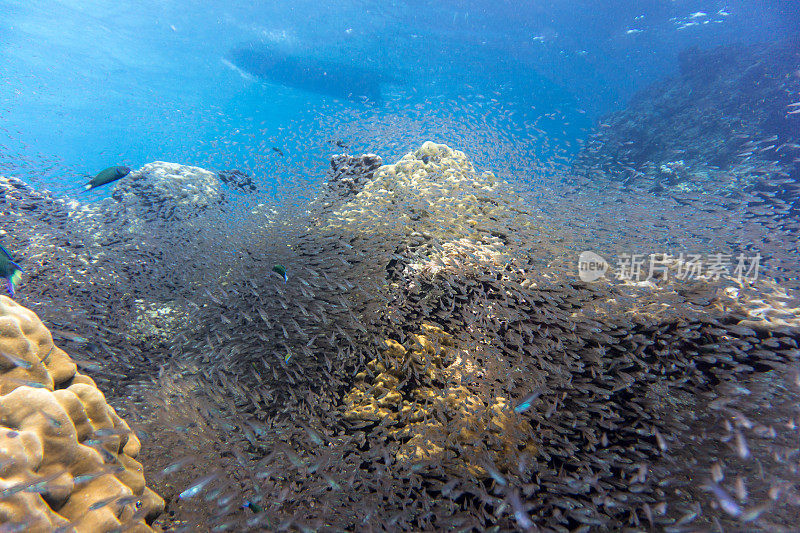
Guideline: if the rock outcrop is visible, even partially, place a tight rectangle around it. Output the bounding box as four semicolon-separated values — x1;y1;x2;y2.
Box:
0;296;163;532
111;161;225;223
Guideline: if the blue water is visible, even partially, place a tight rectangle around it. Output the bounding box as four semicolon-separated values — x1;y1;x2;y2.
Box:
0;0;797;199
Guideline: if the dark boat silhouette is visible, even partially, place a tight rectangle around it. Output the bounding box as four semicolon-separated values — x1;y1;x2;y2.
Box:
226;43;385;104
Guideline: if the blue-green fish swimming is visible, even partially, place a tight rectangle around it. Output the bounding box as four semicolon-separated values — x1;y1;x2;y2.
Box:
83;165;131;191
272;264;288;283
0;244;23;298
513;391;541;414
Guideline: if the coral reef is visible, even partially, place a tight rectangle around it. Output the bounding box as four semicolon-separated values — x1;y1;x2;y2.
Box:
148;143;799;530
310;153;383;211
334;142;509;234
344;324;538;478
2;140;800;531
0;295;163;532
111;162;226;224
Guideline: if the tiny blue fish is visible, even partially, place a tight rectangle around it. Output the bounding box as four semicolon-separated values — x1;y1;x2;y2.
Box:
244;500;264;513
514;391;541;414
0;350;32;370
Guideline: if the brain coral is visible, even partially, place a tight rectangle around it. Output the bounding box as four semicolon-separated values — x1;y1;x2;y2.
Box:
0;295;163;532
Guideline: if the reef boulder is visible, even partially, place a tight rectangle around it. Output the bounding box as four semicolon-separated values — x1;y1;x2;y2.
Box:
111;161;225;223
0;295;164;532
576;38;800;183
313;153;384;211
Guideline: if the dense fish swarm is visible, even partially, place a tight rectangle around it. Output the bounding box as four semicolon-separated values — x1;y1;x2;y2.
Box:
0;296;163;531
1;138;799;532
217;169;257;193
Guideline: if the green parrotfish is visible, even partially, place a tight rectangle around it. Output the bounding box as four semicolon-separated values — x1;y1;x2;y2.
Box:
0;244;23;298
83;166;131;191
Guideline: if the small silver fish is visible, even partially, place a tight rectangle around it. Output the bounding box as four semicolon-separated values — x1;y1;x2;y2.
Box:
510;490;534;530
179;473;218;499
734;431;750;459
88;495;118;511
705;482;742;517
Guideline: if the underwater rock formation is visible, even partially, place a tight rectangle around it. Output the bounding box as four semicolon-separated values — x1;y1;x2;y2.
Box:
0;176;135;333
577;39;799;179
573;38;800;242
111;162;225;224
311;153;383;211
568;39;800;289
0;295;163;531
0;170;210;394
